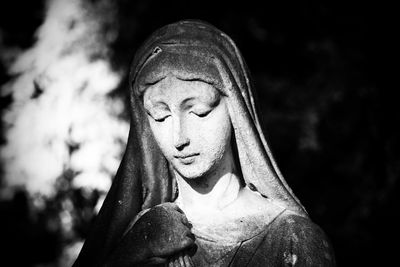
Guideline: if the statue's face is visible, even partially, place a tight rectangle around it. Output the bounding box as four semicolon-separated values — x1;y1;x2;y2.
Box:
143;76;232;179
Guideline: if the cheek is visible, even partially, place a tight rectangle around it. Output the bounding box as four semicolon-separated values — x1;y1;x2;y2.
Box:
148;119;173;158
191;108;232;159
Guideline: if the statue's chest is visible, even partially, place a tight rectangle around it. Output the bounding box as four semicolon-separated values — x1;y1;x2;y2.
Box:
189;220;258;266
192;236;241;267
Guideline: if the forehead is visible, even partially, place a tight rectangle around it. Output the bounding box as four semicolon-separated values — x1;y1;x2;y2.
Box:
144;76;219;104
134;47;224;97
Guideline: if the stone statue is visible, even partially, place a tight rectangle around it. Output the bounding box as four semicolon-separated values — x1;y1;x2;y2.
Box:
74;20;336;266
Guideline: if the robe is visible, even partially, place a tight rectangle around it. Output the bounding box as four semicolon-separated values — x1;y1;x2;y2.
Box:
174;186;335;267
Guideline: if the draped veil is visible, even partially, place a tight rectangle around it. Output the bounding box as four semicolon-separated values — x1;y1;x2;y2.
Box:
74;20;307;266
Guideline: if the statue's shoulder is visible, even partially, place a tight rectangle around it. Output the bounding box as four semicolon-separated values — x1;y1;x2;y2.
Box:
270;211;325;236
231;209;336;266
260;210;336;266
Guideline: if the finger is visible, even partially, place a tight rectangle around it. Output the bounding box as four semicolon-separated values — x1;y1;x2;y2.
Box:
178;253;186;267
173;255;181;267
185;231;195;241
183;253;194;267
180;234;195;249
182;253;189;267
162;202;184;213
168;258;175;267
179;213;191;226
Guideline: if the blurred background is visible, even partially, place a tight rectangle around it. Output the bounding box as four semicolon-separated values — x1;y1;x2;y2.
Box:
0;0;397;266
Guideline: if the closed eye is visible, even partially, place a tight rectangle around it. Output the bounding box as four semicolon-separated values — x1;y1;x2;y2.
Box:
191;109;212;118
154;115;170;122
145;110;170;122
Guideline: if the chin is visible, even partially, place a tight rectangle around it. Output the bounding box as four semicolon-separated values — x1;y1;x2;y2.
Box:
172;162;210;180
175;167;206;180
173;158;216;180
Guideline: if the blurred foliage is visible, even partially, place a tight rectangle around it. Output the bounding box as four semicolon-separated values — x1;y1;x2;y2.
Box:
0;172;100;266
0;0;397;266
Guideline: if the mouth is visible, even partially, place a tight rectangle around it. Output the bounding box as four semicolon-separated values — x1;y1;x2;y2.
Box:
174;153;199;165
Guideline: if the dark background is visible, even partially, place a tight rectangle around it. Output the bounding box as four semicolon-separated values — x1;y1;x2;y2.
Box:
0;0;397;266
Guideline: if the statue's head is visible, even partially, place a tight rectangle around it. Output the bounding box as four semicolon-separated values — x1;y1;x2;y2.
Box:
131;20;242;181
143;76;232;180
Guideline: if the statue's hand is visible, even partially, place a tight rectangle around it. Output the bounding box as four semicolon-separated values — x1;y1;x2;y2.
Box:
140;202;195;258
106;202;195;266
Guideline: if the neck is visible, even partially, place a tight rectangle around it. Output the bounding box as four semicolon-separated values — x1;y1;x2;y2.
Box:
174;148;242;216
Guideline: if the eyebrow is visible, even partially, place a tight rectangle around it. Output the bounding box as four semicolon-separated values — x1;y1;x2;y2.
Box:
137;76;166;98
180;97;197;109
144;76;166;86
145;99;170;111
176;76;215;86
180;92;221;109
175;76;225;96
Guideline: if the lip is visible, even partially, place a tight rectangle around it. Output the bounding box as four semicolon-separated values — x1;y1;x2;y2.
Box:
174;153;199;164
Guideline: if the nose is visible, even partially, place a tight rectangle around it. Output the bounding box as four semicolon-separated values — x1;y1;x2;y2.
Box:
173;117;190;151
